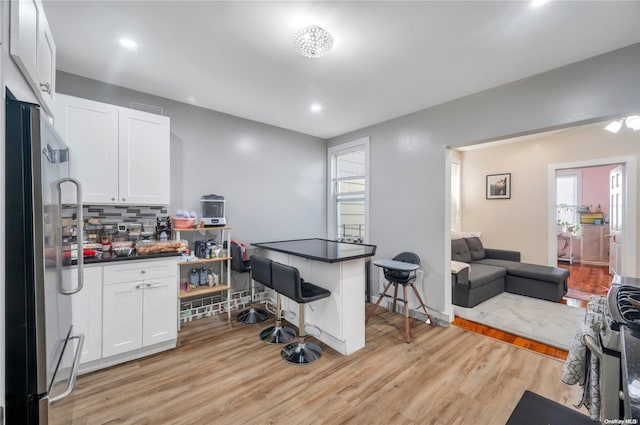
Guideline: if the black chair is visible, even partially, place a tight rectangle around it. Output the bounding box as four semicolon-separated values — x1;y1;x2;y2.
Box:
272;262;331;365
366;252;435;343
233;244;268;324
250;256;296;344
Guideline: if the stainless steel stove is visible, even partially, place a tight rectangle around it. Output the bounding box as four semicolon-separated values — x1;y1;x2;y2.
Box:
583;275;640;423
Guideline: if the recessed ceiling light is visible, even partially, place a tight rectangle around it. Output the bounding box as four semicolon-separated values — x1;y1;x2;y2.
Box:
119;38;138;50
310;103;322;113
531;0;550;7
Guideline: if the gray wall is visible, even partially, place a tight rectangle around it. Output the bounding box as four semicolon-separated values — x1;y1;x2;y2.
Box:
327;43;640;320
56;72;327;245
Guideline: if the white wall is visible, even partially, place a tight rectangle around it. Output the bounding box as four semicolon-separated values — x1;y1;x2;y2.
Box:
56;72;327;244
327;43;640;322
459;122;639;269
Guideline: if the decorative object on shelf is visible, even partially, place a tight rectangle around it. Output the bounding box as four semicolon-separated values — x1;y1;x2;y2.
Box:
486;173;511;200
292;25;334;58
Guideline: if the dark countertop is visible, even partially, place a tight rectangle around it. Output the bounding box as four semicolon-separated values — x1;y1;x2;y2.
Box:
67;251;181;266
621;325;640;420
251;238;376;263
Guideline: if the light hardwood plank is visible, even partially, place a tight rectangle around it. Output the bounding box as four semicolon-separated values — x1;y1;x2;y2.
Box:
50;309;586;424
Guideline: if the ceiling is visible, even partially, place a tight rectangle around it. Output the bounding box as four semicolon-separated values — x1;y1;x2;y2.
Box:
43;1;640;139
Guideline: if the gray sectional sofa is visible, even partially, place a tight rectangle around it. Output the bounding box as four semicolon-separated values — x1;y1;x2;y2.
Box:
451;237;569;308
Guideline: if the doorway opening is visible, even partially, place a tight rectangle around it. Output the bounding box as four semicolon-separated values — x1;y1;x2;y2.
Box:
554;163;623;305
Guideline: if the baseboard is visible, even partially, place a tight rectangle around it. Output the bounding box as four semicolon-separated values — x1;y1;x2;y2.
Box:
367;295;451;327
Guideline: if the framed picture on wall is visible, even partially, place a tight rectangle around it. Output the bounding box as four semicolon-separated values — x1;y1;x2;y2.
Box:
486;173;511;199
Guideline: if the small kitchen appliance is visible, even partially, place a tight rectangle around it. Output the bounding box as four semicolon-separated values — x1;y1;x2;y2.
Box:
201;194;226;226
156;216;172;240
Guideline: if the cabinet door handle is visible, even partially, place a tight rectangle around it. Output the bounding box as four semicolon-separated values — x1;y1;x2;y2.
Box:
111;197;116;201
135;284;145;289
122;198;126;202
40;82;52;94
141;270;146;274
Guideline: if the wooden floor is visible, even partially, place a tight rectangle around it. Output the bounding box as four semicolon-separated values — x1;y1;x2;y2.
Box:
50;308;585;425
453;263;612;360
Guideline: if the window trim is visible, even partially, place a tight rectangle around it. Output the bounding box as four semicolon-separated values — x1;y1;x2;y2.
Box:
327;137;370;242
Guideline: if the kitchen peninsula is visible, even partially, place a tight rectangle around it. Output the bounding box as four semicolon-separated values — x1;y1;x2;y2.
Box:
252;238;376;355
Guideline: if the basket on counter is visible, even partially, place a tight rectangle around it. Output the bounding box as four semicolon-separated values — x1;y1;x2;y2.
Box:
172;217;196;229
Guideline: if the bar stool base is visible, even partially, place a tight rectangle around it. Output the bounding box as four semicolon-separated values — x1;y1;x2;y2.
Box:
281;342;322;365
236;308;269;324
260;325;296;344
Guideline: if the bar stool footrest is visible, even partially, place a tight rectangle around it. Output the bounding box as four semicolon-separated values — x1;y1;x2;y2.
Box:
237;307;269;324
260;325;296;344
281;342;322;365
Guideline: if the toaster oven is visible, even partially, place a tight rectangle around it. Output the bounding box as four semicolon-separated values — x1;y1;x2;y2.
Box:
201;194;226;226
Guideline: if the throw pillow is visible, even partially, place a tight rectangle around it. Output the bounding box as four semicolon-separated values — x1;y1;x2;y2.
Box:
465;237;485;260
451;238;472;263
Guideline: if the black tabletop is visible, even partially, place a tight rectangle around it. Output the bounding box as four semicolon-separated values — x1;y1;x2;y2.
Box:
251;238;376;263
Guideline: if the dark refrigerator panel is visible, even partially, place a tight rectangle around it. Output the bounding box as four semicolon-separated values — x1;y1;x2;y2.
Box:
5;92;84;424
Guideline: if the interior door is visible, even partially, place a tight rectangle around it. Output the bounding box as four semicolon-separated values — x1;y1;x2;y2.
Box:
609;165;624;275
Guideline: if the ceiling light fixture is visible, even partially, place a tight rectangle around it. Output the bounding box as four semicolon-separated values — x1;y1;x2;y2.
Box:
293;25;334;58
625;115;640;131
604;119;623;133
604;115;640;133
310;103;322;113
119;38;138;50
530;0;550;8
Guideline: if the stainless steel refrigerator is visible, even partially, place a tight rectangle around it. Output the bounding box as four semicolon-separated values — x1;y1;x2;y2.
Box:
5;91;85;424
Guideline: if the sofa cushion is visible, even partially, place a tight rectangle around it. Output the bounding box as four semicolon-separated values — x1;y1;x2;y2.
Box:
507;263;569;285
466;237;485;261
473;258;523;270
468;264;506;289
451;238;472;263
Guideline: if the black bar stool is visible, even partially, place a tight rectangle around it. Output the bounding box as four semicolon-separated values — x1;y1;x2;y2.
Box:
250;256;296;344
233;243;268;324
272;262;331;365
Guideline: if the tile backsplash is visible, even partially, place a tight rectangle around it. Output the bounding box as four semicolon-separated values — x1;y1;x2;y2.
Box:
63;204;168;224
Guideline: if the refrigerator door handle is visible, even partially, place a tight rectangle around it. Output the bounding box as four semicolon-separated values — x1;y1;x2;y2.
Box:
56;178;84;295
48;333;85;404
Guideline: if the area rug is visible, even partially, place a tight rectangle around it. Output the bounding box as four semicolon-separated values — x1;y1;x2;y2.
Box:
453;292;585;350
506;390;591;425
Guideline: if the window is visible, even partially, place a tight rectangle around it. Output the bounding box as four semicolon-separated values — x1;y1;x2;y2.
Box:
328;138;369;243
556;170;581;227
451;159;461;232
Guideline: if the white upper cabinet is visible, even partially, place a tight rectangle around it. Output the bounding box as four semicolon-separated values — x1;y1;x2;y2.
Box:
118;108;170;205
10;0;57;116
55;94;120;204
55;94;170;205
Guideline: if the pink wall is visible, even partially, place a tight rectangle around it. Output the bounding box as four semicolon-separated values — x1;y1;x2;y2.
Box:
581;164;618;219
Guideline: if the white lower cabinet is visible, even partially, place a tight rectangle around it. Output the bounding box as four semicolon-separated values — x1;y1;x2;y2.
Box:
102;281;144;357
69;266;103;364
103;259;178;358
73;258;178;373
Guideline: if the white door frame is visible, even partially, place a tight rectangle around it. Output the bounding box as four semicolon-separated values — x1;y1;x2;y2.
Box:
547;156;637;276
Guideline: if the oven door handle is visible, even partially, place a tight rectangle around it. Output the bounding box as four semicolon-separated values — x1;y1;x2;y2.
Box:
584;334;604;360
